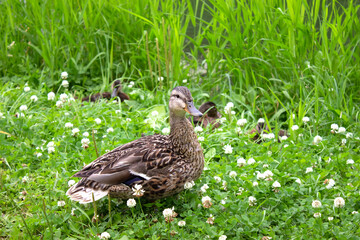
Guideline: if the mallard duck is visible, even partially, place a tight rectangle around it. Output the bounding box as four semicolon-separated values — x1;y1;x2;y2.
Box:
81;80;130;102
249;122;287;143
191;101;221;129
67;86;204;203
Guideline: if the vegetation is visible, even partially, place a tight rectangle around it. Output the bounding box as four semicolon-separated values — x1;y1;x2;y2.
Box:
1;0;359;239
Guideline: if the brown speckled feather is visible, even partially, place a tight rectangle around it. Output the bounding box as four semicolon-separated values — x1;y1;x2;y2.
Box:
191;101;221;129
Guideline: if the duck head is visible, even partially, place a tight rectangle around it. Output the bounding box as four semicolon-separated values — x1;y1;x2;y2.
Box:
111;80;122;98
169;86;202;118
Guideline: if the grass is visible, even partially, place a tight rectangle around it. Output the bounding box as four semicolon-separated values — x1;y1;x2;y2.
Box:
1;0;360;239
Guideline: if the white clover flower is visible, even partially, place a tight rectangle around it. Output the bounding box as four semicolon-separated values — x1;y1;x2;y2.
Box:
47;92;55;100
229;171;237;178
30;95;38;102
0;112;4;119
331;124;339;131
214;176;221;183
302;116;310;123
47;141;55;148
305;167;313;173
178;220;186;227
284;144;289;148
127;198;136;208
346;159;354;165
272;181;281;188
71;128;80;135
182;79;187;83
222;181;227;190
107;127;114;133
57;201;66;207
68;179;76;187
253;181;259;187
48;146;55;154
19;105;27;111
94;118;101;124
219;117;227;123
194;126;203;132
263;164;269;168
99;232;111;239
334;197;345;208
346;133;353;138
231;110;236;115
59;93;68;102
81;138;90;148
198;136;205;142
326;179;335;189
295;178;302;184
352;211;359;214
158;76;164;82
280;136;288;141
291;125;299;131
341;139;347;145
263;133;275;140
312;200;322;208
258;118;265;123
313;135;322;145
132;184;145;197
61;80;69;88
313;212;321;218
115;110;121;114
226;102;234;108
65;122;73;128
338;127;346;133
200;184;209;193
247;158;256;165
71;208;76;216
24;86;30;92
56;100;63;108
36;152;43;157
61;71;68;80
223;144;233;154
206;214;215;224
22;176;29;183
237;158;246;167
201;196;212;208
328;217;334;221
163;207;175;218
263;170;273;178
184;181;195;189
236;118;247;127
83;132;89;137
219;235;227;240
151;110;159;117
162;127;170;135
126;118;131;122
248;196;257;206
257;172;265;180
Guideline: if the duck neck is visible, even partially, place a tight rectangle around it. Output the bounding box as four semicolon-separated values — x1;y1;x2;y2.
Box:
169;113;199;155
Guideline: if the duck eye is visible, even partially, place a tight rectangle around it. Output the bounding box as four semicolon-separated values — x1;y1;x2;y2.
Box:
173;94;180;98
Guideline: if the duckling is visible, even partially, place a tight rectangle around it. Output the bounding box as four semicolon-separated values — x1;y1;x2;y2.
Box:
67;86;204;203
191;101;221;129
249;122;288;143
81;80;130;102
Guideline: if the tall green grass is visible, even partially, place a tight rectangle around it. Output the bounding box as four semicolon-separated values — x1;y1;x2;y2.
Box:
1;0;359;121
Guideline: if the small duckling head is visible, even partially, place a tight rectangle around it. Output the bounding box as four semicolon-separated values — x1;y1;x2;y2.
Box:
111;80;122;98
169;86;202;118
199;101;218;117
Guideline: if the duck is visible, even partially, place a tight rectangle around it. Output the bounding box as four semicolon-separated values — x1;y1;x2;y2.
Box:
191;101;221;129
249;122;288;143
67;86;204;203
81;80;130;102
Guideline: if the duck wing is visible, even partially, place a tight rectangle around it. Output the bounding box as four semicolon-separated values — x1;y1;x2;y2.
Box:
72;134;174;186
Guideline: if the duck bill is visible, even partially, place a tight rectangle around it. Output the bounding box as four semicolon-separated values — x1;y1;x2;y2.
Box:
111;87;118;98
185;102;203;117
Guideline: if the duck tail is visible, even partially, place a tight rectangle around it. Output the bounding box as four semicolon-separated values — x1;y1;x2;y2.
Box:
66;181;108;204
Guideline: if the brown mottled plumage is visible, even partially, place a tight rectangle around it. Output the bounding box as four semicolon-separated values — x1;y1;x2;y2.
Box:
249;122;288;143
67;86;204;203
81;80;130;102
191;101;221;129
